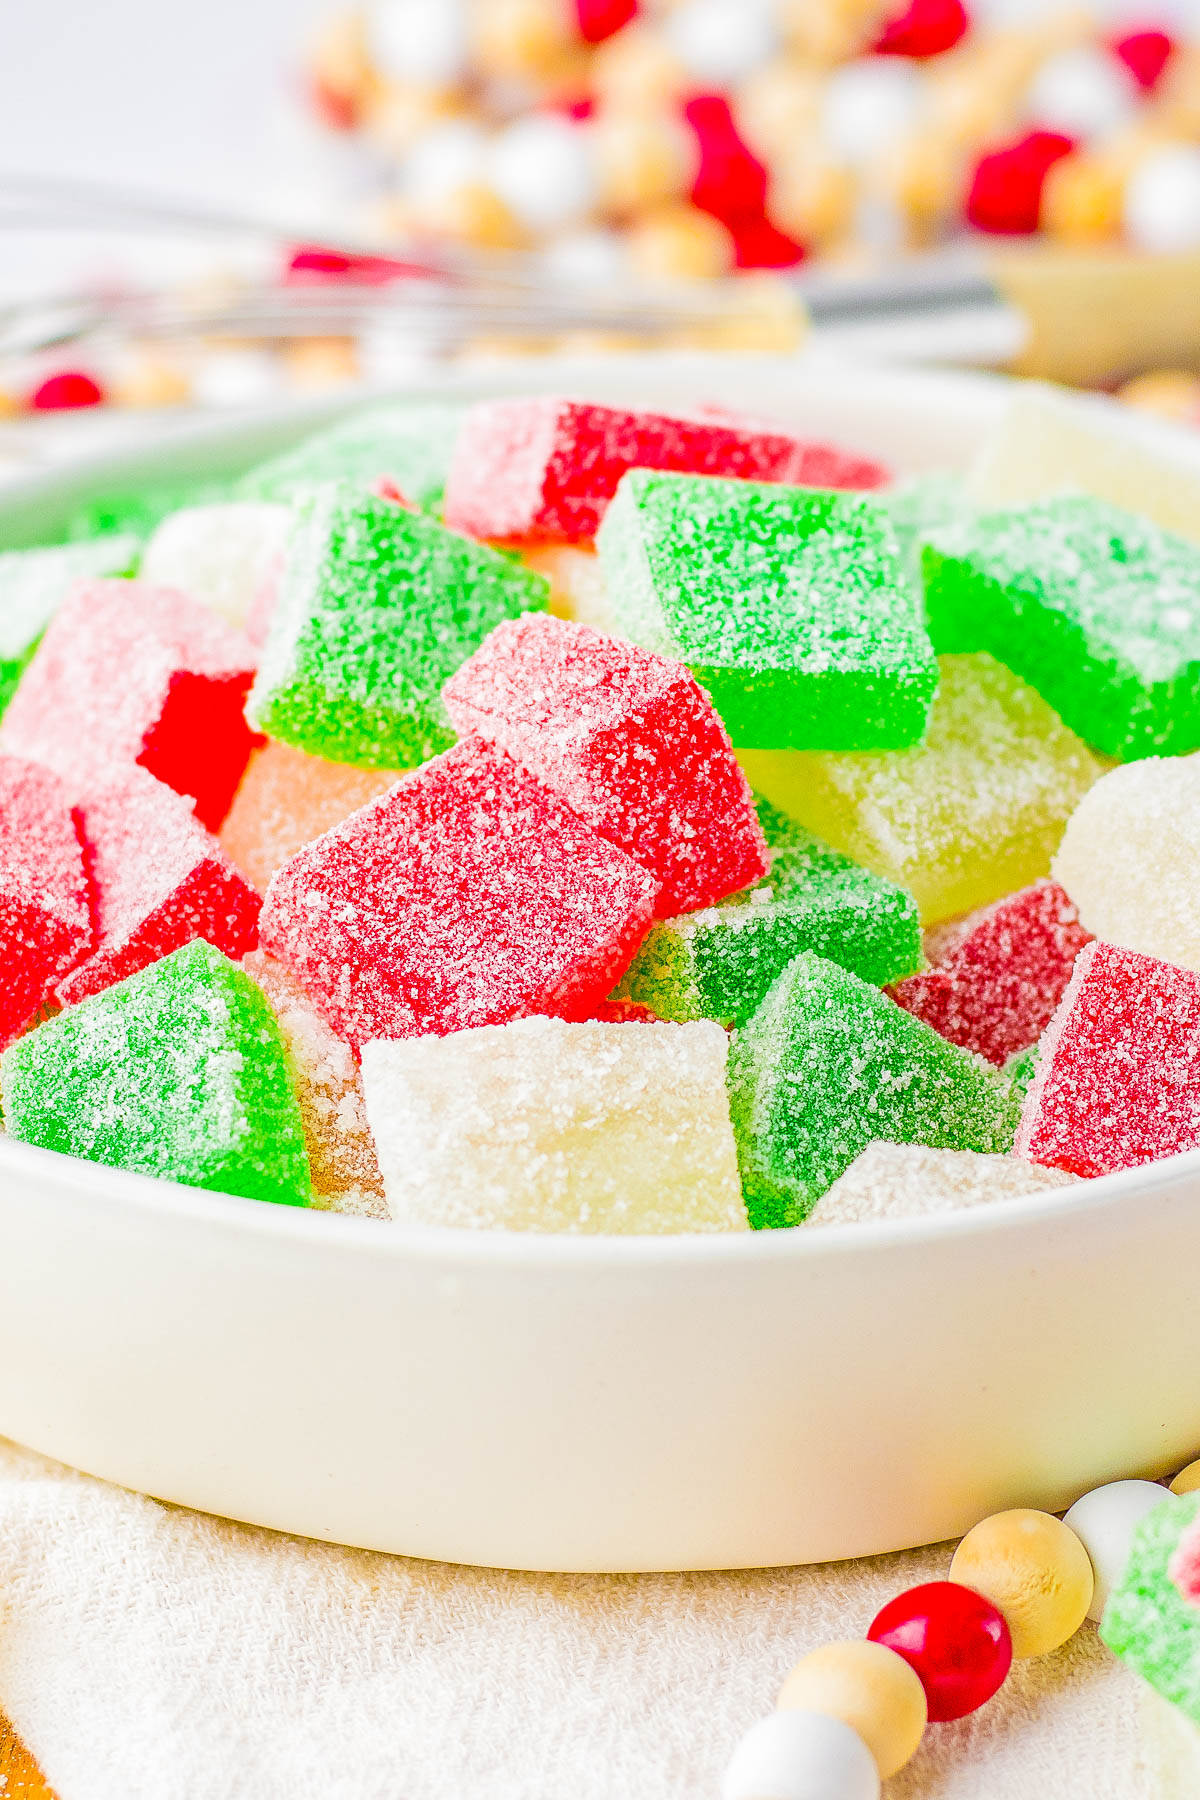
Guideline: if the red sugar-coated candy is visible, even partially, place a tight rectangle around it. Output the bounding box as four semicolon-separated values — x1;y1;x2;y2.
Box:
966;130;1075;235
574;0;637;44
590;997;657;1022
29;371;105;412
443;397;876;544
1017;939;1200;1178
875;0;968;58
1;580;257;831
54;770;261;1009
443;613;768;916
0;755;92;1046
259;735;659;1049
685;93;768;229
890;879;1091;1066
1113;28;1174;92
285;245;430;285
868;1581;1013;1722
729;213;807;270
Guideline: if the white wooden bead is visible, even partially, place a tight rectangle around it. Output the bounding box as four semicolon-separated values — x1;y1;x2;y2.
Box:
1063;1480;1166;1622
1125;146;1200;253
367;0;471;88
821;61;924;169
665;0;780;87
490;115;598;233
721;1710;880;1800
1025;46;1139;144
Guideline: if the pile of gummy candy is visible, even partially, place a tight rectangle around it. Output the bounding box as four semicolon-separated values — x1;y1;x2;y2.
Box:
1;383;1200;1237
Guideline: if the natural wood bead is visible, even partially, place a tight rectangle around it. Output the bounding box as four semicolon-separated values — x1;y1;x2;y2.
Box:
950;1509;1094;1659
778;1640;927;1779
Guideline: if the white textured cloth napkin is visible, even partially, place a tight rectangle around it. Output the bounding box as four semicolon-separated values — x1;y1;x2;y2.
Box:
0;1435;1192;1800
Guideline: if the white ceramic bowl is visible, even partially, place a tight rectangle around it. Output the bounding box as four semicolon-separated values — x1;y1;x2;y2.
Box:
3;355;1200;1574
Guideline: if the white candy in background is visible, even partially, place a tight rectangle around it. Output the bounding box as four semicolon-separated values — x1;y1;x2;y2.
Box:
1125;144;1200;253
539;228;629;287
403;118;490;205
489;114;599;233
1025;44;1140;143
1063;1480;1167;1622
722;1710;880;1800
190;349;283;410
821;59;925;169
665;0;780;87
366;0;471;88
140;502;292;634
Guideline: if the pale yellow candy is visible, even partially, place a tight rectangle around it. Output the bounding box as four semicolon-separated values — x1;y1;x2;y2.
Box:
740;653;1101;924
1119;370;1200;426
777;1640;926;1779
520;545;618;634
1171;1458;1200;1496
808;1142;1078;1227
593;110;695;215
626;202;734;280
949;1509;1094;1658
220;741;401;895
360;1016;748;1234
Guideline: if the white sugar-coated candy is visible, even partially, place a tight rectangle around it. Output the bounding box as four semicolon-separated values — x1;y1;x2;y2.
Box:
404;119;489;205
361;1016;748;1234
366;0;470;88
1054;758;1200;972
809;1142;1077;1227
821;60;924;168
489;115;598;234
141;503;291;632
722;1710;880;1800
1125;146;1200;254
665;0;779;86
1063;1480;1166;1622
1025;46;1139;143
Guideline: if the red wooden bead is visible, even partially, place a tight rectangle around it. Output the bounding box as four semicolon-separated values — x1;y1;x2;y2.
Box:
684;93;768;228
867;1580;1013;1722
29;370;104;412
875;0;968;59
728;213;807;270
965;130;1075;235
1112;28;1175;92
574;0;638;45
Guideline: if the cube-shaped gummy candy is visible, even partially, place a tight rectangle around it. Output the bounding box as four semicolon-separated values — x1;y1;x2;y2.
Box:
0;755;93;1047
1;939;311;1207
239;400;469;511
891;880;1091;1066
727;951;1019;1228
0;534;138;717
1016;940;1200;1178
923;495;1200;760
597;471;937;750
360;1015;746;1233
55;770;262;1008
442;395;885;545
140;502;291;635
740;653;1102;922
615;794;921;1026
246;484;548;769
1053;756;1200;973
443;613;767;915
0;580;256;830
1101;1491;1200;1720
260;736;659;1049
809;1141;1077;1227
219;741;401;894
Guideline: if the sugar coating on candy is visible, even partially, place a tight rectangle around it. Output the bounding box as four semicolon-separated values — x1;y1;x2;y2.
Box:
442;396;888;546
520;544;618;633
923;494;1200;759
878;471;965;577
598;470;937;751
247;484;548;769
1053;756;1200;973
55;769;262;1008
1102;1492;1200;1722
727;950;1019;1228
0;579;256;831
64;477;234;544
360;1015;746;1233
0;755;93;1047
219;741;401;894
808;1141;1078;1226
1017;939;1200;1178
1004;1042;1041;1096
740;653;1102;923
1;939;311;1207
238;401;468;511
140;502;291;634
890;880;1091;1066
615;793;921;1025
0;534;139;717
968;386;1200;546
243;949;385;1217
443;613;767;915
260;735;660;1049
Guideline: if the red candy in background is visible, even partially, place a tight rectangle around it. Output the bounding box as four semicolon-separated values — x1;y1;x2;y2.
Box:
1113;28;1175;91
684;93;768;230
868;1581;1013;1721
0;755;93;1047
966;130;1076;234
875;0;969;59
574;0;638;46
29;371;105;412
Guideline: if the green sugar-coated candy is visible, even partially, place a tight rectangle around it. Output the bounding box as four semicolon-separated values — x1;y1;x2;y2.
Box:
879;471;966;577
615;794;922;1026
1003;1042;1040;1097
923;494;1200;760
596;470;938;751
238;401;468;512
247;483;549;769
727;950;1019;1228
0;534;138;716
0;939;311;1207
1102;1492;1200;1720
